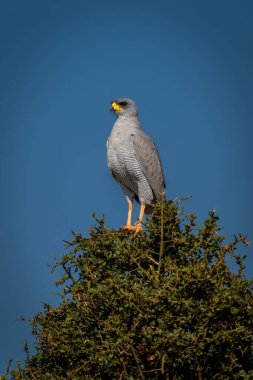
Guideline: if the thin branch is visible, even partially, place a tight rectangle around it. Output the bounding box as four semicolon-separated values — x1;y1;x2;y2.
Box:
157;200;164;280
147;255;159;266
62;262;78;285
131;346;145;380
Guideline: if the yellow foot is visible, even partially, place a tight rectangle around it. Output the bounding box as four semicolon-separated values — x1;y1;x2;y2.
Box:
133;224;143;235
119;224;143;235
120;224;137;231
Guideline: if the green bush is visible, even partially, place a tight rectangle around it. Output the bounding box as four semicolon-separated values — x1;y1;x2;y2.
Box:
4;200;253;379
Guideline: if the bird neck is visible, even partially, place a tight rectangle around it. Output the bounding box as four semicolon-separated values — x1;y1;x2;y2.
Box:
115;115;142;129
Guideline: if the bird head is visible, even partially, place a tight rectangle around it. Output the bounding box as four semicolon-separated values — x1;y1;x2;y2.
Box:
110;98;138;117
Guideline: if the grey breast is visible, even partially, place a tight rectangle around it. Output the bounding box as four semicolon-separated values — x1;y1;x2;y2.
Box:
107;120;162;205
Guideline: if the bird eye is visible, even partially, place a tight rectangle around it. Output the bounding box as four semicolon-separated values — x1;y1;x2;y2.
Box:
119;101;128;106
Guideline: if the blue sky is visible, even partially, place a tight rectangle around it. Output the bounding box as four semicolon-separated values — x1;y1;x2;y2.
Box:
1;0;253;373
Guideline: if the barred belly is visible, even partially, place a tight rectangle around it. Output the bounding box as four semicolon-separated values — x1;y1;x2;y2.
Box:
107;145;154;205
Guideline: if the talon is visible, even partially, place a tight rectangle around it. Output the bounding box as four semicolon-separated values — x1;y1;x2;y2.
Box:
120;225;137;231
119;224;143;234
134;224;143;235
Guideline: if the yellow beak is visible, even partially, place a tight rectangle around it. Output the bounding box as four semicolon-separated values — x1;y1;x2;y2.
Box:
111;102;122;111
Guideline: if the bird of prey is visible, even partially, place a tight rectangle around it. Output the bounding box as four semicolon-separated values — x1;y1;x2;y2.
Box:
107;98;166;233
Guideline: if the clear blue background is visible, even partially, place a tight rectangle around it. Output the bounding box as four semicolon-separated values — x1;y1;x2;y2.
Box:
1;0;252;373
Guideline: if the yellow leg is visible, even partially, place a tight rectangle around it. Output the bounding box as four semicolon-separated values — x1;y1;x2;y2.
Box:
126;200;133;226
134;204;145;234
120;201;136;231
120;202;145;234
139;204;145;223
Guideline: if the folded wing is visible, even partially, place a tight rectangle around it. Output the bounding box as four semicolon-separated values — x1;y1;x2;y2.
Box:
130;131;166;201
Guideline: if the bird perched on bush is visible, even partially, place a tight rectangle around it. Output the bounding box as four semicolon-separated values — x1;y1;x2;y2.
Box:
107;98;166;233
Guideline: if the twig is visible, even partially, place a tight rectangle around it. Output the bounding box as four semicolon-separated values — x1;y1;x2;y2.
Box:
131;346;145;380
147;255;159;266
2;359;12;380
62;262;78;285
157;200;164;280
